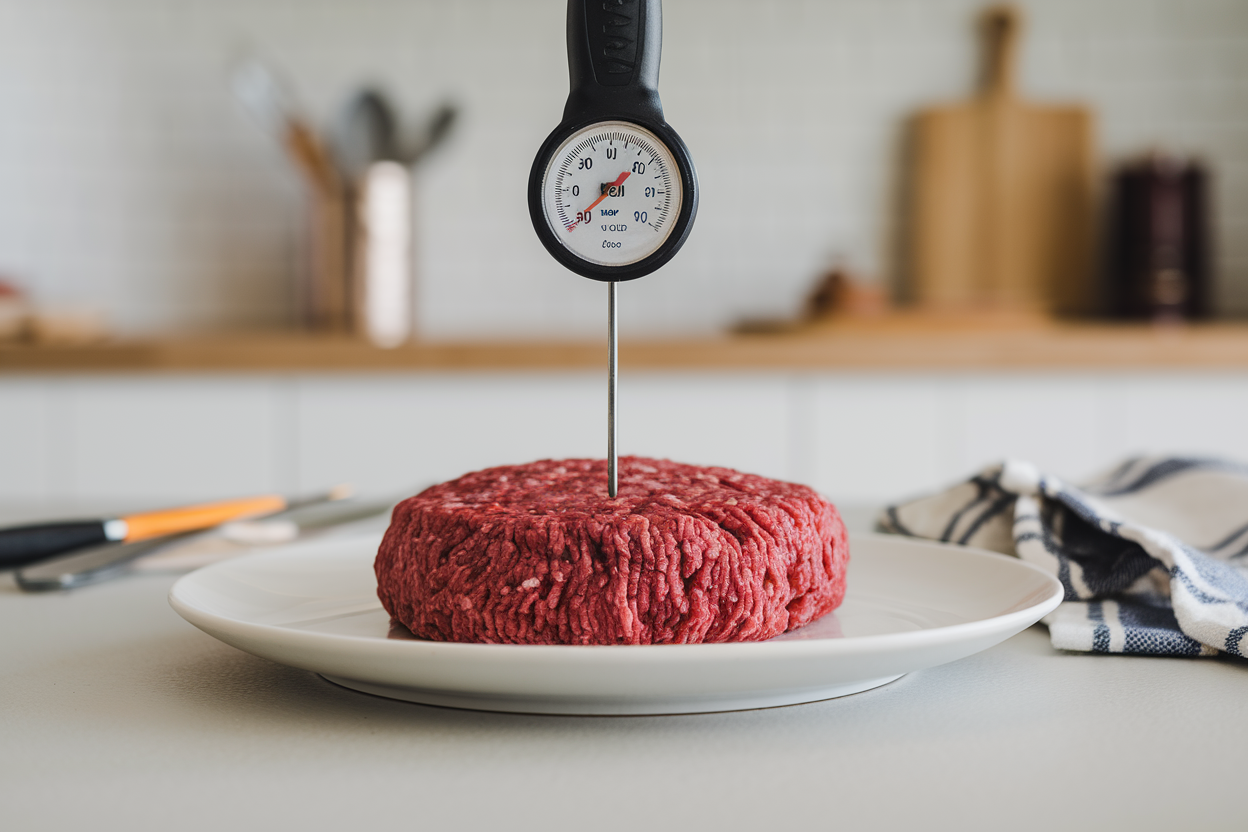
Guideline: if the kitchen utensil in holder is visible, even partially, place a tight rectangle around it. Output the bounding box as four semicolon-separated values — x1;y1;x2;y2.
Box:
349;161;414;348
300;152;415;347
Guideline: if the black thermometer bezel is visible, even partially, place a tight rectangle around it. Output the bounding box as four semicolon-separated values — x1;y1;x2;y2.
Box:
529;116;697;282
528;0;698;283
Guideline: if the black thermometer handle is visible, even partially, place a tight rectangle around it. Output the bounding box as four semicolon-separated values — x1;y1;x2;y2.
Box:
530;0;695;283
563;0;664;125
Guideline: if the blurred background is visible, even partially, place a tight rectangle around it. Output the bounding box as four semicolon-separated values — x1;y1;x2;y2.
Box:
2;0;1247;513
2;0;1245;334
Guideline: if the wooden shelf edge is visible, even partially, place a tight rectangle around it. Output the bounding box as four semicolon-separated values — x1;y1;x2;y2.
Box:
4;323;1248;374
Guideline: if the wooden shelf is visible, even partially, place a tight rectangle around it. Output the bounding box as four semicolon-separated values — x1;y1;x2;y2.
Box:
4;320;1248;373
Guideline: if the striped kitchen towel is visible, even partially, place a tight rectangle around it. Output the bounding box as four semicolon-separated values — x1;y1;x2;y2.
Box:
879;457;1248;658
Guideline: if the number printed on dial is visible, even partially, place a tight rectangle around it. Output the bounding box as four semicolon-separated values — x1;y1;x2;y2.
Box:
542;121;683;267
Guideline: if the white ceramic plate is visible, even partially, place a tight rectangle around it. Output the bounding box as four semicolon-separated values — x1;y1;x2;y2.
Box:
170;532;1062;715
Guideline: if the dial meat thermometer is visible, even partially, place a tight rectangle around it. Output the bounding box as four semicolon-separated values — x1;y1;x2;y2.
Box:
529;0;698;497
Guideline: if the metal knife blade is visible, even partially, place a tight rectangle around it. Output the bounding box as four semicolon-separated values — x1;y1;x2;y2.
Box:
15;533;202;592
135;499;394;573
14;498;397;592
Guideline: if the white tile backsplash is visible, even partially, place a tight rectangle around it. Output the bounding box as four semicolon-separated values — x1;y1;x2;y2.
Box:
0;0;1245;336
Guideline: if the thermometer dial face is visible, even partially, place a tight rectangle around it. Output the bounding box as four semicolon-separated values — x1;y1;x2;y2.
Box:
540;121;683;268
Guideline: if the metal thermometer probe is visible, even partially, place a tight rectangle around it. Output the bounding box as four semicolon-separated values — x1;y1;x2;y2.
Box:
607;280;618;496
528;0;699;497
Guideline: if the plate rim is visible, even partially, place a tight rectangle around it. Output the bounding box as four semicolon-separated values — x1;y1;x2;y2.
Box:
169;531;1063;661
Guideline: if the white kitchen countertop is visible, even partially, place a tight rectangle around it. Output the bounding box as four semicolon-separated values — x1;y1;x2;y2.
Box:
2;508;1246;831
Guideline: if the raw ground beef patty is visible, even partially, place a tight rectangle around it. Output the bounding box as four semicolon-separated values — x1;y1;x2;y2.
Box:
375;457;849;645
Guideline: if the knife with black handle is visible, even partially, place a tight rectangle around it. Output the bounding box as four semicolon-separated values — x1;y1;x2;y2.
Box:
0;486;349;570
0;521;122;569
14;497;395;592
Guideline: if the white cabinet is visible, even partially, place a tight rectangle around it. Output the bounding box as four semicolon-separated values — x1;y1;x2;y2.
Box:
4;370;1246;508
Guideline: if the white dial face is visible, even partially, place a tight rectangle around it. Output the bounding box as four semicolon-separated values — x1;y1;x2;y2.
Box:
541;121;683;267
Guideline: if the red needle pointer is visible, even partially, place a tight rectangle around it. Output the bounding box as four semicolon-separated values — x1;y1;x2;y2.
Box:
566;171;631;231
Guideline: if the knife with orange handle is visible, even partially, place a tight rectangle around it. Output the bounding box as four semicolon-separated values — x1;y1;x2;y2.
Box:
0;485;352;570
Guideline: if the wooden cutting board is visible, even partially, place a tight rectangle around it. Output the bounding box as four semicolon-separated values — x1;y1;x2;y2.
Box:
908;5;1095;315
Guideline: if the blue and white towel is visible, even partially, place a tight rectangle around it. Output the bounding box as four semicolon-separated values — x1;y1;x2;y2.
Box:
879;457;1248;658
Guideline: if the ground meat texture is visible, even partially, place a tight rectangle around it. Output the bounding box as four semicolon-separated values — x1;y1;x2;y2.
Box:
375;457;849;645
